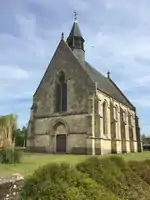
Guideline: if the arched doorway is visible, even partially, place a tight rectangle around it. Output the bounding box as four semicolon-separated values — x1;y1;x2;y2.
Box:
53;122;68;153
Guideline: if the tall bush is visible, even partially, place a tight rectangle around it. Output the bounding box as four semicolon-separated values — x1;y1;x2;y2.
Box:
76;156;150;200
20;162;118;200
129;159;150;184
0;114;17;149
0;148;21;164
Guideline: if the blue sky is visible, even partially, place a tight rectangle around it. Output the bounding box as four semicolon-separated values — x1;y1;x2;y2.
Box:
0;0;150;134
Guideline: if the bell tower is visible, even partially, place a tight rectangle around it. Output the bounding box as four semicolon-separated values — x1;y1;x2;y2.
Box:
66;12;85;62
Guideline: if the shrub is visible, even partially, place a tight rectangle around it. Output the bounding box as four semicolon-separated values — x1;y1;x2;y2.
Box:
20;162;118;200
77;156;150;200
110;156;150;198
129;159;150;184
0;148;21;164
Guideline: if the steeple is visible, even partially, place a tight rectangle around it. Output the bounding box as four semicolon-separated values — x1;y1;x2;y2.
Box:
67;12;85;62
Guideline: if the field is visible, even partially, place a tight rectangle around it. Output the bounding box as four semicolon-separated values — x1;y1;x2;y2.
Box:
0;151;150;177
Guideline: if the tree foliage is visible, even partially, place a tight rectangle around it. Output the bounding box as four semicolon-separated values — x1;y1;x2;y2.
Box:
14;125;28;147
77;156;150;200
20;162;117;200
0;114;18;148
0;114;22;164
0;114;27;147
141;134;150;144
0;148;21;164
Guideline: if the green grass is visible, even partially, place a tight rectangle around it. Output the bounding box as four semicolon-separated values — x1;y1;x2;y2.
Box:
0;151;150;177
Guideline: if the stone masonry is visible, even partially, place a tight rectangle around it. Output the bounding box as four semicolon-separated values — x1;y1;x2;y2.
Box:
27;16;142;155
0;173;24;200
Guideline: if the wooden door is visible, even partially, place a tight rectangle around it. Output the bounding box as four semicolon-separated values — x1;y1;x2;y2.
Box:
56;134;66;153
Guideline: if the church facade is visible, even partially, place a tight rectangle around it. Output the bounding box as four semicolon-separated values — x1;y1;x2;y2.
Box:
27;17;142;155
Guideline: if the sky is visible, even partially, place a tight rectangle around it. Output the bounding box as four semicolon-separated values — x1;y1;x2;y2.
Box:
0;0;150;134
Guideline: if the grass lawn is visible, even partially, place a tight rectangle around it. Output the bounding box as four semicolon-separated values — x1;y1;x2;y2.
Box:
0;151;150;177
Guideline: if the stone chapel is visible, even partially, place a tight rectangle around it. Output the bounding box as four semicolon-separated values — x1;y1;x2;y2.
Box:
27;15;142;155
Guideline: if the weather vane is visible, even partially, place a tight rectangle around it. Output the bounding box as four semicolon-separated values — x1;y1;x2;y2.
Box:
74;11;77;21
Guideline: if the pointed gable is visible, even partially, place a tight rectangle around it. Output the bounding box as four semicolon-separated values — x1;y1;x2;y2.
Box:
33;16;135;111
33;39;92;98
33;39;66;97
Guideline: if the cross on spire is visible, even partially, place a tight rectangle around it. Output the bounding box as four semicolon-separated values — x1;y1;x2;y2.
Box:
61;32;64;39
74;11;77;21
107;71;110;79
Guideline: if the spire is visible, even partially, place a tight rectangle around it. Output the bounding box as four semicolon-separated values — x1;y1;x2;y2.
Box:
67;13;85;62
67;21;84;41
67;12;84;49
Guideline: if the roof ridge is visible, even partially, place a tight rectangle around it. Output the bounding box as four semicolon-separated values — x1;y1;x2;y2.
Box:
85;61;106;77
84;61;108;82
84;61;135;110
108;77;135;110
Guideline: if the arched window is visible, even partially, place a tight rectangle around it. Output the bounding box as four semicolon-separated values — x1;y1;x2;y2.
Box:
114;105;119;138
123;110;126;124
129;113;131;125
129;113;133;127
56;71;67;112
114;105;118;121
103;101;107;135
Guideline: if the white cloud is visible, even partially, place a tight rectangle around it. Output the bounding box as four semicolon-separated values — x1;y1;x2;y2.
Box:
85;25;150;94
0;0;150;133
0;65;29;80
132;95;150;107
30;0;91;12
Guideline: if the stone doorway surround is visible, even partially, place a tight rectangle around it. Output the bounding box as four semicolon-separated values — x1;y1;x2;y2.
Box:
52;119;70;153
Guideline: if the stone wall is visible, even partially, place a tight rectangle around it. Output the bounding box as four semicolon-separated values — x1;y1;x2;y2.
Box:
33;40;93;117
0;174;24;200
96;90;139;154
27;114;91;154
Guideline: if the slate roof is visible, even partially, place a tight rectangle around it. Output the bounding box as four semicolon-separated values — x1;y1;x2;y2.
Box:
66;20;134;109
33;19;135;111
82;61;135;110
67;21;84;39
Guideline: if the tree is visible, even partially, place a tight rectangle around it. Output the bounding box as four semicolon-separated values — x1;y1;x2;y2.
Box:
141;134;150;144
14;125;28;147
0;114;17;149
22;125;28;147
